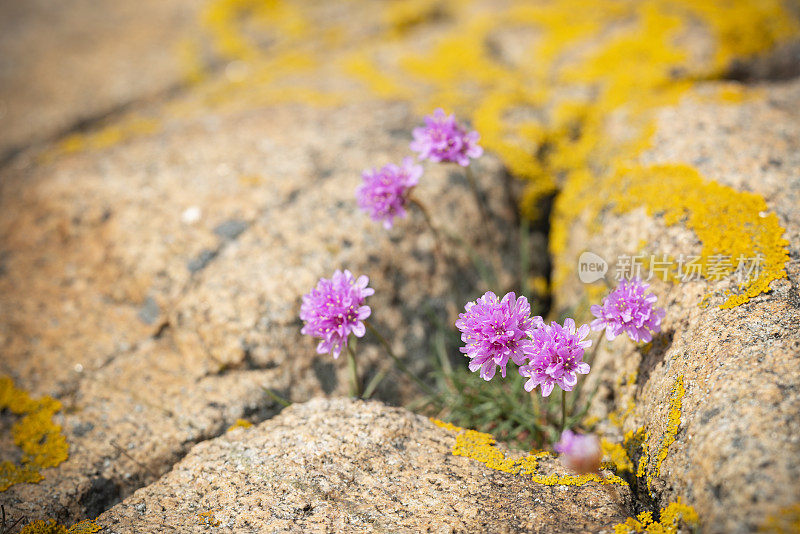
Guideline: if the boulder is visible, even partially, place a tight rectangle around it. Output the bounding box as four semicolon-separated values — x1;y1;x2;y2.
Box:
0;98;521;522
97;398;632;533
550;79;800;533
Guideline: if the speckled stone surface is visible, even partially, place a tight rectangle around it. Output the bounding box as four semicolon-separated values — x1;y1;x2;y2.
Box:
552;79;800;533
97;398;632;533
0;98;523;523
0;0;203;157
1;1;798;531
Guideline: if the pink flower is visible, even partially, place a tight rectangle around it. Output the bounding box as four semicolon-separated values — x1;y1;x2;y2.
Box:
456;292;542;381
299;270;374;359
520;319;592;397
590;278;666;343
555;430;602;474
357;157;422;229
410;108;483;166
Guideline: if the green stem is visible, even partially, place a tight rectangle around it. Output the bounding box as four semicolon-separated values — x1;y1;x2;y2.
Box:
261;387;292;408
362;367;388;399
561;390;567;434
364;320;437;398
346;345;361;398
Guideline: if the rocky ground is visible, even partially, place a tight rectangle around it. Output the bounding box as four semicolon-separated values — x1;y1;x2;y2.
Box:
2;1;799;533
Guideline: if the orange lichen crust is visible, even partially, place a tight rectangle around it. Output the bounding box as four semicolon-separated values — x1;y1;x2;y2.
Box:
197;510;222;528
0;376;69;492
613;499;699;534
431;418;627;486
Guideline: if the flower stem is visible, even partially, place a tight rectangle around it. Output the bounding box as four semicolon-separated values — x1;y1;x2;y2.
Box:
346;344;361;398
364;320;437;398
586;332;604;369
464;165;492;236
561;390;567;434
408;195;444;259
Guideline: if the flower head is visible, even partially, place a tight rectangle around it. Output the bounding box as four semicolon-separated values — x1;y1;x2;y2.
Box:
357;157;422;229
456;291;542;381
555;430;602;474
590;277;666;343
300;270;374;359
410;108;483;166
520;318;591;397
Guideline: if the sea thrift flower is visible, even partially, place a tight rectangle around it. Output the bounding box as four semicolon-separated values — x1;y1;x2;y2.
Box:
555;430;602;474
590;278;666;343
357;157;422;229
299;270;374;359
456;292;541;381
410;108;483;166
520;319;591;397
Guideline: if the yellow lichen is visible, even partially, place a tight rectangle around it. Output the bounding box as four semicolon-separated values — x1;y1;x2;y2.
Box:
431;418;627;486
609;371;638;429
66;520;102;534
18;519;101;534
760;504;800;534
613;499;699;534
601;439;633;474
34;0;799;309
605;165;788;309
1;376;69;492
227;418;253;431
653;376;684;480
622;376;685;491
19;520;68;534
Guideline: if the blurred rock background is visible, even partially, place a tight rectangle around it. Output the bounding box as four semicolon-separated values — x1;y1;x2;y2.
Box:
1;1;799;532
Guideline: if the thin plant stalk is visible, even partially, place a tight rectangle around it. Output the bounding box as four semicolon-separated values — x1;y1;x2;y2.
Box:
561;390;567;434
408;195;444;260
363;367;389;399
519;217;532;298
364;320;437;398
586;333;605;370
464;165;492;235
346;345;361;398
261;387;292;408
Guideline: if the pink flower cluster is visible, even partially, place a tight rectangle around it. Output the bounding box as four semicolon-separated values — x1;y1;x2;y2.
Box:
299;270;374;359
356;109;482;229
456;291;591;397
410;108;483;167
590;277;665;343
455;292;541;381
520;319;592;397
357;157;422;229
555;430;602;474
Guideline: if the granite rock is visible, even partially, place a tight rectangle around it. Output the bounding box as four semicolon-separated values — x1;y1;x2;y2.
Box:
97;398;632;533
551;79;800;533
0;0;203;157
0;97;523;523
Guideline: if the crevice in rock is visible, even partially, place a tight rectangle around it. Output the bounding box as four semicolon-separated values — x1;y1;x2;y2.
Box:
724;41;800;83
635;330;674;392
81;477;122;519
0;59;228;172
